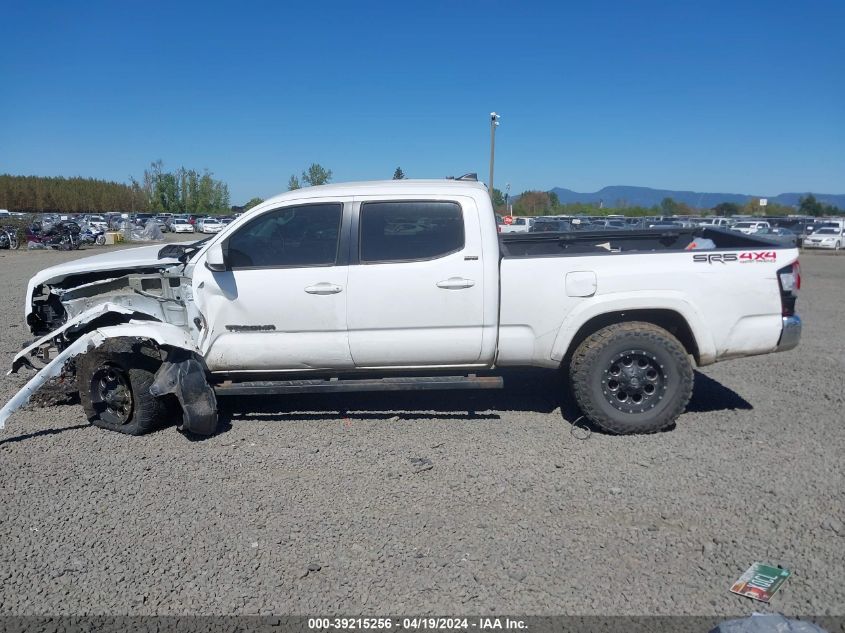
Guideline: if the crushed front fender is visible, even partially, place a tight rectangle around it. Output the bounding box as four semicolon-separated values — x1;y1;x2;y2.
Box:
10;303;139;374
3;321;202;433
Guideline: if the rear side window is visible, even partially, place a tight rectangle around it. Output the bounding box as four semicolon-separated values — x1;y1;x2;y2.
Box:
227;203;342;268
359;201;464;263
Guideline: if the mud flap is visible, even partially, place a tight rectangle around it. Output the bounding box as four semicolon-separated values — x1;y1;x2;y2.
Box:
150;350;218;435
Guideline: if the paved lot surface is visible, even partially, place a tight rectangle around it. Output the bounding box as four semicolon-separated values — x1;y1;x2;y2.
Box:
0;243;843;616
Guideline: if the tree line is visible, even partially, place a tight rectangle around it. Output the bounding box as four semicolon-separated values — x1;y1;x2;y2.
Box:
141;160;230;214
8;162;837;219
497;189;842;218
0;174;148;213
0;161;231;215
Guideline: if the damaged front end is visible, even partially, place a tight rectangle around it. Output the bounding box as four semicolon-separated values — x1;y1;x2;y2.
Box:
3;251;218;435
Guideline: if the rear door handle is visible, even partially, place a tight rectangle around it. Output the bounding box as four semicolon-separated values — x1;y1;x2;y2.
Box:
436;277;475;290
304;282;343;295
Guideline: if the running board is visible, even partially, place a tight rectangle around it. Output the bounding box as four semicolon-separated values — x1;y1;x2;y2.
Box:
213;375;503;396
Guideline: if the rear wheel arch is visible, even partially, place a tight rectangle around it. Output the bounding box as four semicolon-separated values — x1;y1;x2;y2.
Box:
561;308;700;368
568;320;695;434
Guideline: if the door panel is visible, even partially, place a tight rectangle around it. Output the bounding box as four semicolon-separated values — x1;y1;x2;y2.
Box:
194;198;353;372
346;197;484;367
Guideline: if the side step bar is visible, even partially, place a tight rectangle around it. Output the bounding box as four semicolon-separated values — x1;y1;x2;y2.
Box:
214;375;503;396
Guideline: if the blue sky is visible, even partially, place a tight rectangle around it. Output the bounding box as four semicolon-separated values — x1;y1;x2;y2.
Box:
1;0;843;204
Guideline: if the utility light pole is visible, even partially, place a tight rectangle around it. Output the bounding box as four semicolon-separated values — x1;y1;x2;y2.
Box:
489;112;500;201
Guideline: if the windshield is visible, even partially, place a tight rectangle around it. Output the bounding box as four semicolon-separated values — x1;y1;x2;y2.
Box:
734;222;754;228
815;228;838;234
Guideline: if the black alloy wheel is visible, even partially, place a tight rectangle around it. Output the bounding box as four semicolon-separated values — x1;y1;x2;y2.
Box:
89;364;134;425
603;349;667;414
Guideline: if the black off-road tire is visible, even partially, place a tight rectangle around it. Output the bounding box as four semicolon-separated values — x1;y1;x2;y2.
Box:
77;341;171;435
569;321;694;435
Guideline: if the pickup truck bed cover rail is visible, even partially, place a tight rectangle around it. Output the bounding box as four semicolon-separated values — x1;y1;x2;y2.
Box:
499;227;786;257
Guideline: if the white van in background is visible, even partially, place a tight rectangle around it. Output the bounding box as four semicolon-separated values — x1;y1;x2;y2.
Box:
699;217;733;228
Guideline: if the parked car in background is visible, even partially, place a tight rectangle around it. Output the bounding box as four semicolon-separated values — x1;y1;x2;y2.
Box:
200;218;223;234
732;220;771;235
170;216;195;233
133;213;154;227
531;218;571;232
752;227;799;247
85;215;109;231
499;216;534;233
698;218;733;229
592;219;626;229
151;215;171;232
624;218;648;229
803;226;843;250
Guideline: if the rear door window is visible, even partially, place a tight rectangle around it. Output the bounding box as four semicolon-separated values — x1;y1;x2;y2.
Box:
359;201;464;263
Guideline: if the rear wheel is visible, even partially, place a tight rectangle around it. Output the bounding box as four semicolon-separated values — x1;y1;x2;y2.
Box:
569;322;694;434
77;342;171;435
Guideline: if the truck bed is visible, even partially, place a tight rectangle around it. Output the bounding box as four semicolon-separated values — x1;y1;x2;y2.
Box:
499;227;783;257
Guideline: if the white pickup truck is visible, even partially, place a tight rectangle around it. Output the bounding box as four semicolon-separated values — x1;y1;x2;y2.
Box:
0;179;801;436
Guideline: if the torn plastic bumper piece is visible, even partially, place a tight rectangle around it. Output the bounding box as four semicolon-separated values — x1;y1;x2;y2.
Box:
150;351;218;435
0;331;102;430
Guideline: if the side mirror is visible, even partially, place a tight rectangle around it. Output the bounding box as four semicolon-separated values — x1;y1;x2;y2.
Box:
205;242;227;272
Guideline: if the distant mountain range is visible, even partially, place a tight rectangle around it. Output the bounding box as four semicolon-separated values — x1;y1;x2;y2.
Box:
546;186;845;210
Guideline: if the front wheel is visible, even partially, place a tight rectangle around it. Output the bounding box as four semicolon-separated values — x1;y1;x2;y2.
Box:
569;322;694;434
77;342;172;435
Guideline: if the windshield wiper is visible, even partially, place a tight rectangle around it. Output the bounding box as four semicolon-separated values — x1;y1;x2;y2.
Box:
157;237;211;262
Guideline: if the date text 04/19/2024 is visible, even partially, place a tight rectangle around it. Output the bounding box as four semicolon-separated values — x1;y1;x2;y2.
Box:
307;618;528;630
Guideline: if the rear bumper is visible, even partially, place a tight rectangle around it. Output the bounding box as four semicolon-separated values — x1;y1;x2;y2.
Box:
776;315;802;352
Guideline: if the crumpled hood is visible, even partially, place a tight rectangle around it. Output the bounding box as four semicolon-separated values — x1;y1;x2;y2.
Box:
32;244;175;282
24;244;181;318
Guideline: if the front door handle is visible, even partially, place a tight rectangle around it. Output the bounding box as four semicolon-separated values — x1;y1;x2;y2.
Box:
436;277;475;290
304;282;343;295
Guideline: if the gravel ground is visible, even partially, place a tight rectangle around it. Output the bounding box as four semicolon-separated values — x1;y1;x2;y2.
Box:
0;243;843;617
